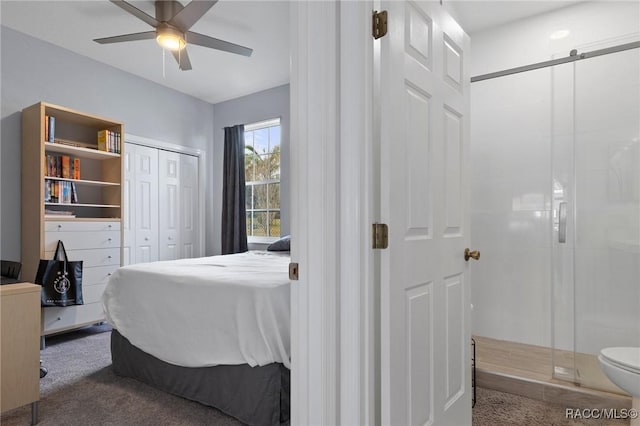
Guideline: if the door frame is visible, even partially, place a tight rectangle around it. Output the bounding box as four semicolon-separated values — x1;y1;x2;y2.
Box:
125;133;206;259
289;1;376;424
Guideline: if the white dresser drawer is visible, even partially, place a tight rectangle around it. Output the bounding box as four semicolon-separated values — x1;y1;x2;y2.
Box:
45;247;120;268
45;221;120;232
82;284;107;304
42;302;105;335
82;265;119;286
45;230;120;252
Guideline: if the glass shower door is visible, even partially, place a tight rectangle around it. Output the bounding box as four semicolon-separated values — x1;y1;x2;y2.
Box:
552;40;640;392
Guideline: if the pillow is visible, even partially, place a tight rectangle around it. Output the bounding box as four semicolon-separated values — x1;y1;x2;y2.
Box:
267;235;290;251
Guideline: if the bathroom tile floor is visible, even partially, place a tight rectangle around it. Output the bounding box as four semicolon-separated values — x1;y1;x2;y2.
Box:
474;336;632;412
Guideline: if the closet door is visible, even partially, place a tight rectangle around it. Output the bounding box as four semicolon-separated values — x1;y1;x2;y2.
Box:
133;145;159;263
124;142;200;264
159;150;181;261
122;146;135;265
180;153;199;258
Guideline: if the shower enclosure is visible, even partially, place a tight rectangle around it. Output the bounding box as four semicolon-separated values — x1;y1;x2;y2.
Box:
470;35;639;393
551;38;640;392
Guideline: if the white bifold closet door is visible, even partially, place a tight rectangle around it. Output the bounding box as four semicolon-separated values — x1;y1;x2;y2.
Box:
179;154;198;259
159;150;180;261
124;142;200;265
124;144;159;265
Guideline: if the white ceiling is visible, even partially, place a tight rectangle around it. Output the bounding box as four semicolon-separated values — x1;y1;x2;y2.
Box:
1;1;579;105
447;1;581;34
1;0;290;104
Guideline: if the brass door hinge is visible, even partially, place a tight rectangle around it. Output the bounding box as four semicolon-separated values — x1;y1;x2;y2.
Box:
372;10;388;39
372;223;389;249
289;262;299;280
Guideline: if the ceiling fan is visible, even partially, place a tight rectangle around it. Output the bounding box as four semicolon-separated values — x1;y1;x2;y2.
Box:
94;0;253;71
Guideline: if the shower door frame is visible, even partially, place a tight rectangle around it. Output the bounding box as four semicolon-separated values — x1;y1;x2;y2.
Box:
550;34;640;389
469;36;640;388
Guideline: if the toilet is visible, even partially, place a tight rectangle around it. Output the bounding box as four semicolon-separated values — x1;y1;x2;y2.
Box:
598;347;640;425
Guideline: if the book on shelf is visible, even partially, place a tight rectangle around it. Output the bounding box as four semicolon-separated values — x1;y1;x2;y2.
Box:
97;129;108;152
49;138;94;150
97;129;121;154
45;154;81;179
45;209;76;219
73;158;81;179
44;115;56;143
71;182;78;204
61;155;70;178
44;180;78;204
44;180;51;202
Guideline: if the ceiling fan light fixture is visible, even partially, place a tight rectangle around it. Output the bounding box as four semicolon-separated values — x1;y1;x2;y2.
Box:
156;25;185;51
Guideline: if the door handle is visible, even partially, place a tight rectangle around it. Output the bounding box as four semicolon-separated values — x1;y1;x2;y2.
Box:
558;202;567;243
464;248;480;261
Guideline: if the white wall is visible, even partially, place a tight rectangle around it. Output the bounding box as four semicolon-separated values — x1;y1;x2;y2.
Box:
0;27;214;264
469;1;640;348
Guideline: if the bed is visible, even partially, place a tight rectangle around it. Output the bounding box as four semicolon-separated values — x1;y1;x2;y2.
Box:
102;250;291;426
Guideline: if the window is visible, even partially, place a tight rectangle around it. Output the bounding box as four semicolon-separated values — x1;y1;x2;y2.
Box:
244;118;281;240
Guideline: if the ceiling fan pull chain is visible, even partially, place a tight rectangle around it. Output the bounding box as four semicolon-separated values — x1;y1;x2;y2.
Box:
162;48;166;79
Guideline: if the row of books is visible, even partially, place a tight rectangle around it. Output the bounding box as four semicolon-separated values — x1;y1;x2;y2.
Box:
98;129;121;154
44;115;56;143
44;115;121;156
45;180;78;204
46;154;80;180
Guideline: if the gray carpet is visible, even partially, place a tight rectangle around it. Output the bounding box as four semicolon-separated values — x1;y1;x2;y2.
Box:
472;387;629;426
0;325;242;425
1;325;628;425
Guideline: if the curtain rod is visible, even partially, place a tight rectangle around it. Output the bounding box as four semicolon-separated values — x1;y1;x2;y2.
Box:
471;40;640;83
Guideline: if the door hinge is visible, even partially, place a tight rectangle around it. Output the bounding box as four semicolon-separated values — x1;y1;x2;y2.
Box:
372;223;389;249
372;10;388;40
289;262;299;281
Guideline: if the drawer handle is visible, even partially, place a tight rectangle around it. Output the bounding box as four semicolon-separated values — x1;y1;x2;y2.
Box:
108;238;112;242
108;255;112;259
108;225;112;228
57;224;62;229
107;273;112;276
57;317;61;321
145;237;149;241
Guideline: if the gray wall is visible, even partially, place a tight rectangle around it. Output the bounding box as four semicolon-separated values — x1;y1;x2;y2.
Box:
211;85;290;254
1;27;214;261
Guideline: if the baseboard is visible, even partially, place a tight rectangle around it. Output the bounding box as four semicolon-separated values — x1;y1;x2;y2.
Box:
477;368;632;410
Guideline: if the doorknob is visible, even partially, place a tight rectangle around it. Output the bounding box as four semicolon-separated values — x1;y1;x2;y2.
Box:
464;248;480;261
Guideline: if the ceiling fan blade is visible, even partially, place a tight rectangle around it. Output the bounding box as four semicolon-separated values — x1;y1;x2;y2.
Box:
186;31;252;57
94;31;156;44
109;0;159;28
169;1;218;32
172;48;193;71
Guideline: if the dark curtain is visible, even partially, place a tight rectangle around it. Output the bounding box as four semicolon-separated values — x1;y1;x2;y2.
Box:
221;125;248;254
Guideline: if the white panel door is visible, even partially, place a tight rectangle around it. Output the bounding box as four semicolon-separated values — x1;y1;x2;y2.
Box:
133;144;159;264
379;2;471;425
122;145;135;266
180;153;199;259
158;150;180;261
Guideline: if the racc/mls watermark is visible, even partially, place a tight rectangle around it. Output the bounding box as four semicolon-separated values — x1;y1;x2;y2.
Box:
565;408;639;420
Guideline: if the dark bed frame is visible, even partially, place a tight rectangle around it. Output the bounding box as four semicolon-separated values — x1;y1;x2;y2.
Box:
111;330;290;426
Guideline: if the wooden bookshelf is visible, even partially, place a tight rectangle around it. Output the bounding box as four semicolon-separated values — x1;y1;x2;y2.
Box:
44;142;120;160
21;102;125;332
44;202;121;208
45;176;120;187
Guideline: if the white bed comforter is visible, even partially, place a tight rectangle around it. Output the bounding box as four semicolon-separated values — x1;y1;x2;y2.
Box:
102;251;291;369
